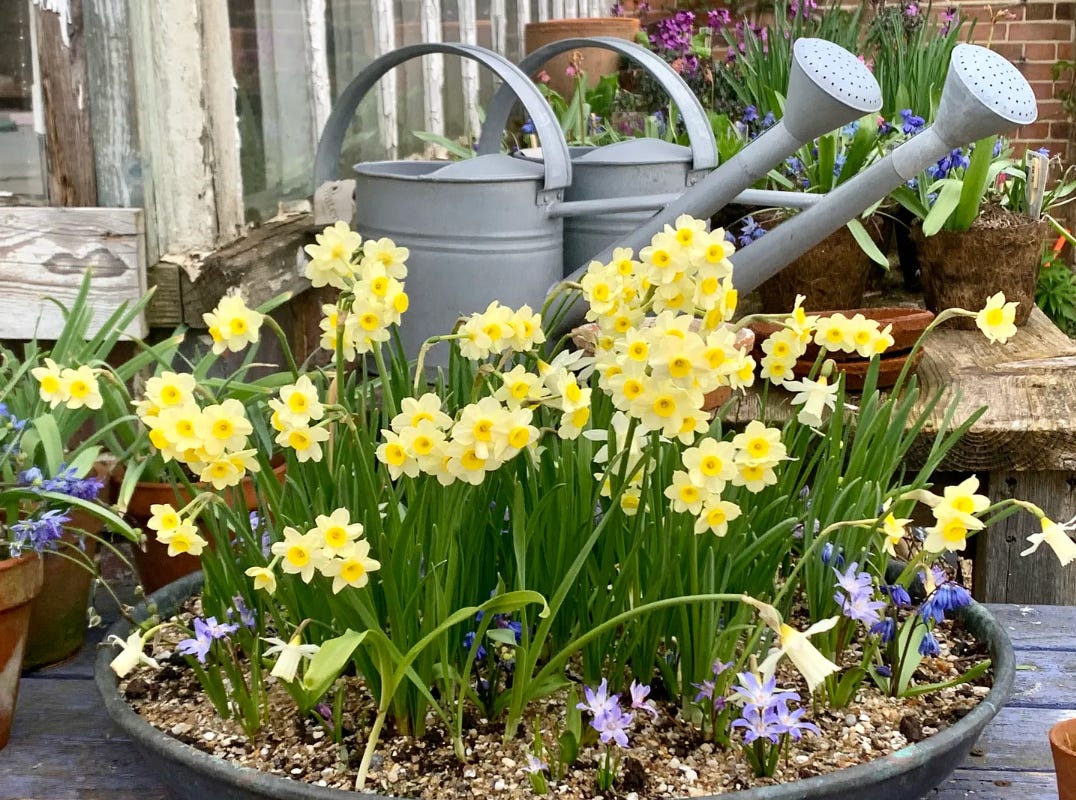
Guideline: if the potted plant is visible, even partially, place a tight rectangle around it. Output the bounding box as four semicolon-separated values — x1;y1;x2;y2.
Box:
97;218;1071;798
0;277;140;742
1050;716;1076;800
1;274;148;669
893;138;1055;327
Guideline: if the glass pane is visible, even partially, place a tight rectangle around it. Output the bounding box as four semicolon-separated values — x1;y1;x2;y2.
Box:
0;0;45;197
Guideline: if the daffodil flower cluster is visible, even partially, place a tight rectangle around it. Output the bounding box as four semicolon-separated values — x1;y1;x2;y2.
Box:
136;367;260;491
203;292;264;355
305;222;410;361
910;476;991;553
30;358;104;410
268;375;329;463
248;508;380;595
457;301;546;361
147;502;208;558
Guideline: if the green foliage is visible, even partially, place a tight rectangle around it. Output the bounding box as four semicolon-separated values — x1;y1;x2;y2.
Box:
1036;243;1076;335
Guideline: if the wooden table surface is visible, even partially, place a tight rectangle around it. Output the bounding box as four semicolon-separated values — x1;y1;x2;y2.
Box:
2;604;1071;800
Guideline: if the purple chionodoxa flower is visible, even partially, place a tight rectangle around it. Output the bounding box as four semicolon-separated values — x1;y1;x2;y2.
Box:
833;562;887;626
10;509;71;555
578;678;638;748
177;616;239;664
729;672;820;746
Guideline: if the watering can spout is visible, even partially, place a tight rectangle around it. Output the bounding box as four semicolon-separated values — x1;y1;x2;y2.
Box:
549;38;881;331
729;44;1037;294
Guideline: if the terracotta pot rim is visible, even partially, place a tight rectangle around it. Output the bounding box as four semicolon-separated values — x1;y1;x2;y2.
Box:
524;17;641;26
0;552;44;612
1050;716;1076;758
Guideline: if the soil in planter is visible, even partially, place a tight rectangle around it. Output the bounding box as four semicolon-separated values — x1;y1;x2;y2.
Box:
120;605;991;800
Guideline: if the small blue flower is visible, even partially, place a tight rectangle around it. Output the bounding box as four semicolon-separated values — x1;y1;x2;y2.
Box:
919;629;941;657
870;617;896;643
731;704;782;744
10;509;70;555
231;596;256;628
462;630;487;662
1038;147;1050;157
992;138;1003;158
521;119;536;135
882;584;912;608
900;109;925;136
875;664;893;678
771;698;821;740
761;111;776;129
742;105;759;124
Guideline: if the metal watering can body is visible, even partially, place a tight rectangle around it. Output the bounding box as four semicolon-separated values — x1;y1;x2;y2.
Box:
478;37;719;275
314;43;572;363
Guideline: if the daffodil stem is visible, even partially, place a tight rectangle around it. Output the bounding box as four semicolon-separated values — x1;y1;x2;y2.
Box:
356;706;389;790
261;316;300;380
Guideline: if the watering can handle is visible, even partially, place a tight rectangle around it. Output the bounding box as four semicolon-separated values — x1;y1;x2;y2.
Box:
476;37;718;173
314;43;572;193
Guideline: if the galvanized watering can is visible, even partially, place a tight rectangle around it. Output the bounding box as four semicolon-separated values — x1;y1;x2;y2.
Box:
316;39;1037;348
476;37;719;274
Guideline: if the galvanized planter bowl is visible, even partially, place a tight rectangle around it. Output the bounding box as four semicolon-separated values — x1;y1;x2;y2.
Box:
96;573;1014;800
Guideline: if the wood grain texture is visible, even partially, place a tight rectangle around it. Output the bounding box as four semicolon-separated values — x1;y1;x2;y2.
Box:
975;471;1076;604
988;604;1076;650
178;216;317;324
963;706;1072;772
0;206;147;339
83;0;142;209
928;770;1059;799
1008;649;1076;709
34;0;98;207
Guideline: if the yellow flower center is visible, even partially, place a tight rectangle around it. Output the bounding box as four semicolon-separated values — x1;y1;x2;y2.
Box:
371;277;389;296
701;456;723;476
570;407;590;427
705;348;726;369
676;228;694;245
324;526;348;548
177;420;195;437
212;420;234;439
209;462;231;479
679;485;699;503
286;544;310;566
772;341;790;358
942;519;968;543
824;326;843;344
461;449;484;470
384;443;407;466
986;307;1004;326
623;379;644;400
393;293;410;313
614;316;632;333
170;533;192;553
592;284;610;302
707;507;727;526
360;313;380;331
474;420;494;441
288;393;308;413
412;411;434;425
564;382;582;403
652;250;671;268
617;259;634;275
747;437;770;458
41;375;61;394
161;386;182;405
628;342;648;361
413;435;434;455
149;429;171;450
705;244;725;263
230;318;248;335
741;464;764;481
484;323;503;340
69;380;90;399
854;330;872;345
341;560;366;582
669;357;692;378
509;427;531;448
700;276;719;295
653;395;675;418
158;513;179;530
330;243;346;260
288;430;312;450
952;496;975;514
510;381;530;400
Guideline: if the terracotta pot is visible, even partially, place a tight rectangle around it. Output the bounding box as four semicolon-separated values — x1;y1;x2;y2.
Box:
757;216;891;314
750;308;935;363
0;552;43;750
114;462;287;595
524;17;641;98
23;462;112;671
913;206;1048;330
1051;717;1076;800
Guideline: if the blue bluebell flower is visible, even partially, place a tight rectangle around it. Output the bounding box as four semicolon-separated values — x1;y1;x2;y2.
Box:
919;629;941;656
742;105;759;124
10;509;70;555
900;109;925;136
870;617;896;643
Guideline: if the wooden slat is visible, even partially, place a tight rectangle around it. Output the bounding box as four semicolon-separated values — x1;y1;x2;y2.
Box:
929;770;1059;799
84;0;143;209
34;0;97;207
975;471;1076;605
458;0;481;138
370;0;398;158
1009;649;1076;709
987;604;1076;651
0;206;146;339
962;706;1072;773
420;0;446;137
491;0;507;55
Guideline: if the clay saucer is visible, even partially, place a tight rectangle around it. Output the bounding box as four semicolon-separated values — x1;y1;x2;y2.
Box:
749;307;934;363
789;348;924;391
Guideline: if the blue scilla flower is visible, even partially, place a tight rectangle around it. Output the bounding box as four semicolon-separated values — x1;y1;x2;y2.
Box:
919;629;941;657
882;584;912;608
841;120;860;137
761;111;776;129
785;156;803;174
875;664;892;678
462;630;487;661
920;580;972;624
992;138;1003;157
520;119;536;135
905;177;919;191
742;104;759;124
900;109;925;135
870;617;896;643
10;509;71;555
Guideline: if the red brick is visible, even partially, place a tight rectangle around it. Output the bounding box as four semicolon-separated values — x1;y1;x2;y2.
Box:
1023;2;1055;20
1032;80;1061;100
1019;121;1054;139
1004;21;1074;41
1036;98;1065;115
1020;61;1064;80
1057;2;1075;20
1058;41;1075;60
1025;41;1059;60
1051;121;1072;139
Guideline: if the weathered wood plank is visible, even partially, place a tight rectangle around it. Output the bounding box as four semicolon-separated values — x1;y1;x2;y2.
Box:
128;0;243;260
975;471;1076;605
987;604;1076;651
34;0;98;207
927;769;1059;799
145;262;184;328
420;0;446;137
961;706;1072;772
1008;649;1076;709
84;0;142;208
0;206;147;339
178;215;317;325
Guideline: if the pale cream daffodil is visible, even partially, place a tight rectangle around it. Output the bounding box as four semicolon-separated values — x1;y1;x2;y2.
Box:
262;635;320;682
107;630;161;677
742;595;840;692
1022;515;1076;566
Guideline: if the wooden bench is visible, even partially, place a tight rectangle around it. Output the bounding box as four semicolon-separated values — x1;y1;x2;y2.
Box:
727;306;1076;605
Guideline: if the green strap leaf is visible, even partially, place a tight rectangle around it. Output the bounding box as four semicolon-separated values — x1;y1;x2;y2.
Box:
846;219;889;267
301;629;368;703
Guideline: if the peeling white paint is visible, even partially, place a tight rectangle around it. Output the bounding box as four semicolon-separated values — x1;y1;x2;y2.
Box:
32;0;71;47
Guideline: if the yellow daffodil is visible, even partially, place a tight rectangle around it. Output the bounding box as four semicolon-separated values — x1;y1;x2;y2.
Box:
976;292;1018;343
147;503;182;535
664;470;707;515
198;454;245;490
304;221;362;288
923;513;983;553
61;365;103;410
271;527;324;583
277;375;324;426
320;540;382;593
360;236;409;279
145;371;197;410
494;365;549;409
881;505;913;557
313;508;364;555
392;393;453;432
376;429;419;479
203;293;263;355
813;313;853;353
682;437;738;493
694;498;742;537
197;399;252;457
245;565;278;594
155;403;205;454
732;421;786;467
158;524;208;558
319;303;358;362
275;423;330;463
759;353;794;386
742;596;840;692
732;461;779;493
1021;515;1076;566
31;357;69;407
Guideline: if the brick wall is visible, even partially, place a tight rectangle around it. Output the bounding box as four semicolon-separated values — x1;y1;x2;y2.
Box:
954;0;1075;159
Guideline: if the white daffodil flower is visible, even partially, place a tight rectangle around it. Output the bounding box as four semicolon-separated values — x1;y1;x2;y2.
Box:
107;631;161;677
742;595;840;692
1022;515;1076;566
263;635;320;682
